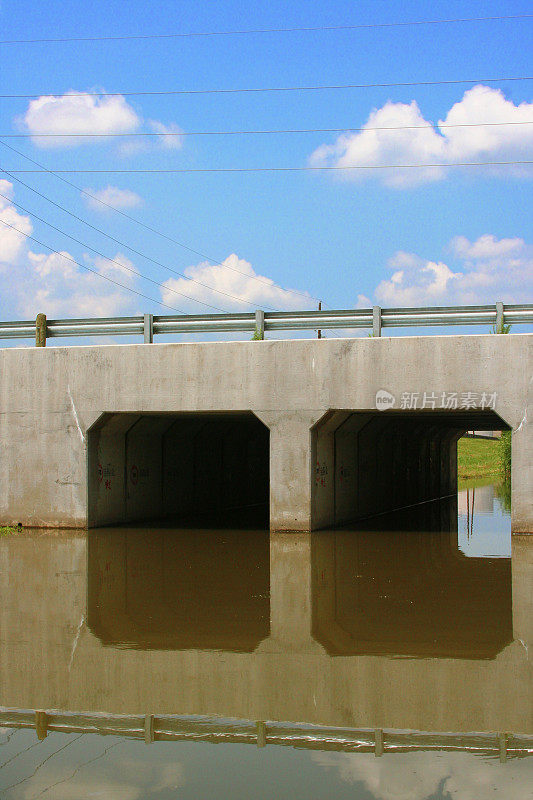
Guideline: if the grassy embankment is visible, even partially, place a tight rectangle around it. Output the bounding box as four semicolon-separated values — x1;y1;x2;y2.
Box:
0;525;18;536
457;436;502;480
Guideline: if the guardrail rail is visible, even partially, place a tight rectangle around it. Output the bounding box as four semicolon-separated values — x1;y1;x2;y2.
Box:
0;302;532;345
0;708;531;760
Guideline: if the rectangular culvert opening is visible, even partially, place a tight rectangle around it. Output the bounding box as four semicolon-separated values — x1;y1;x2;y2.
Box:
88;412;269;529
329;409;511;527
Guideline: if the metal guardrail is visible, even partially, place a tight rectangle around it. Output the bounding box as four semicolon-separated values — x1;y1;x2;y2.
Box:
0;303;532;344
1;709;531;760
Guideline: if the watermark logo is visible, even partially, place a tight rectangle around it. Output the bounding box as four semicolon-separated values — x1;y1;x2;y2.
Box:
375;389;497;411
375;389;396;410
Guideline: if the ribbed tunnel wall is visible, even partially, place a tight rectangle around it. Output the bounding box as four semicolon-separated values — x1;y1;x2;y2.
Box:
88;412;269;528
313;410;510;528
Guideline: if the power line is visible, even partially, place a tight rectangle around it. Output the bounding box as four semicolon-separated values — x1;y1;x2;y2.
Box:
4;120;533;139
0;169;282;311
0;139;319;304
0;189;235;312
1;14;531;44
2;75;532;99
1;734;85;795
0;216;337;337
33;740;124;798
0;217;188;314
3;160;532;173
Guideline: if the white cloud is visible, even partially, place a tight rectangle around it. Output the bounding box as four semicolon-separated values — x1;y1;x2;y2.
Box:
84;186;143;211
314;750;533;800
18;91;184;154
0;180;33;264
371;234;533;306
22;250;138;317
0;182;311;323
313;752;533;800
148;119;184;149
309;85;533;187
19;91;141;148
14;751;185;800
0;181;141;318
161;253;313;311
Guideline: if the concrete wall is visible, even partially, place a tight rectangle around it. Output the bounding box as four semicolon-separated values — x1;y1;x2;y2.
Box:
0;334;531;532
0;529;531;734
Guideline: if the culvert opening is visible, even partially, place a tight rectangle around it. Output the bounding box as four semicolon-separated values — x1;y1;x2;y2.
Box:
314;409;511;528
88;412;269;529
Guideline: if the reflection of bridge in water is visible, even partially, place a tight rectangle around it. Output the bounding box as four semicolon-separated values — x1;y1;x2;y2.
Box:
1;709;532;761
88;504;512;660
0;504;531;737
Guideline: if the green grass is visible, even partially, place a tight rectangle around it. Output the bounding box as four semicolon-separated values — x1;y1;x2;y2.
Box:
457;436;502;480
0;525;19;536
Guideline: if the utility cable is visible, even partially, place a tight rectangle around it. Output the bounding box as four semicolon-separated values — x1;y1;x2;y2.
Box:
0;217;188;314
3;120;533;138
3;160;532;173
0;188;236;312
0;139;320;304
1;14;531;44
0;169;282;311
2;75;532;98
1;734;85;794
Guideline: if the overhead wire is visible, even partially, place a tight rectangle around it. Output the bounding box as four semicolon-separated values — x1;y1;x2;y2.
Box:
0;217;189;314
2;75;532;99
0;188;237;312
0;139;320;304
3;120;533;139
3;160;532;173
1;734;85;795
1;14;531;44
0;168;282;311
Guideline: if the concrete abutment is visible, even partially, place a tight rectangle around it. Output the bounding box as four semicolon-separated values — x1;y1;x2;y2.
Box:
0;335;530;532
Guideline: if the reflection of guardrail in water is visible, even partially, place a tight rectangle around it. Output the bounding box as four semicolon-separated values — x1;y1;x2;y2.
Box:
1;709;531;761
1;302;533;344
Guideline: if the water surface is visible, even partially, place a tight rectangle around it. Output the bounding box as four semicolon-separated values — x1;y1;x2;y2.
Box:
1;484;531;798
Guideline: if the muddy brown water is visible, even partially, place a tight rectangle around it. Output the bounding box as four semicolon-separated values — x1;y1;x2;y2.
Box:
0;482;531;798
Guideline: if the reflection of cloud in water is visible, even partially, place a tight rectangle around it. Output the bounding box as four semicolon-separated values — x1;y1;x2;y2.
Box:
16;750;185;800
313;750;533;800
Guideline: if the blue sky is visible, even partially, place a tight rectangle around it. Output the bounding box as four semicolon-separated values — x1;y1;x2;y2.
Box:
0;0;532;332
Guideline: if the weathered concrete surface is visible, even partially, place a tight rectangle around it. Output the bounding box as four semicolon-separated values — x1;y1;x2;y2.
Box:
0;529;531;734
0;334;531;531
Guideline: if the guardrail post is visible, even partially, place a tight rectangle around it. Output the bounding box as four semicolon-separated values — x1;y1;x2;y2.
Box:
495;301;504;334
35;313;47;347
374;728;384;757
498;732;508;763
254;309;265;340
256;721;267;748
144;714;155;744
143;314;154;343
35;710;49;740
372;306;382;337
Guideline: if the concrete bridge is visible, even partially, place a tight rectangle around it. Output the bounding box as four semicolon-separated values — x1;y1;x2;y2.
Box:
0;528;531;734
0;333;531;532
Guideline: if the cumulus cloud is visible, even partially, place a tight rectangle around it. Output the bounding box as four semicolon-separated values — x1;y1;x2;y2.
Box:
314;750;533;800
309;85;533;187
161;253;314;311
22;250;138;317
84;185;143;211
372;234;533;306
18;90;184;153
19;91;141;148
0;179;33;263
11;747;185;799
148;119;184;149
0;180;141;318
0;181;310;324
